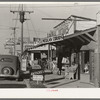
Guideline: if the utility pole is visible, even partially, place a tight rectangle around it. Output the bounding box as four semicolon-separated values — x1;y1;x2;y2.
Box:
10;4;33;55
10;27;18;55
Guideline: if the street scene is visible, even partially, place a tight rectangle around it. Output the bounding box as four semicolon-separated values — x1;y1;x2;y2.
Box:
0;2;100;88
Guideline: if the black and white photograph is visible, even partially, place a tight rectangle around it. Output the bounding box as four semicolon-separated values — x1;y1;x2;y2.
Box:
0;2;100;89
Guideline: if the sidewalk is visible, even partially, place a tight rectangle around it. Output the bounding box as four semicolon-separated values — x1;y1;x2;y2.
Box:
44;70;95;88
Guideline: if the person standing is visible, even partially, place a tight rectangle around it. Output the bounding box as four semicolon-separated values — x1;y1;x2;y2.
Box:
57;54;63;75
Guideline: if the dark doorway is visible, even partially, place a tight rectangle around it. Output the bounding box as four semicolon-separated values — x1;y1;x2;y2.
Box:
34;53;41;60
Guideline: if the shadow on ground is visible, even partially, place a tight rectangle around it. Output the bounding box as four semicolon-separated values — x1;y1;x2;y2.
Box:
47;82;60;85
45;77;64;83
0;84;27;88
50;79;78;88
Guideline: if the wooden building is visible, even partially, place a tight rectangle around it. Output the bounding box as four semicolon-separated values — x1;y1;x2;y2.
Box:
24;15;100;87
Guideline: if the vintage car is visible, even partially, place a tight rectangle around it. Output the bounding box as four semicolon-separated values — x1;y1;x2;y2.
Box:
0;55;22;80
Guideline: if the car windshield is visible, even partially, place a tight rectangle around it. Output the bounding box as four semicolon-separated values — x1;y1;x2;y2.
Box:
0;58;13;62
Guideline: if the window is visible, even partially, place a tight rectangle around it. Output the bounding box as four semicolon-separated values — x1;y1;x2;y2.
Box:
0;58;13;62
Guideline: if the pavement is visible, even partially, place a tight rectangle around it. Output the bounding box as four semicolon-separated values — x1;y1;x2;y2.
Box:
43;70;95;88
0;69;95;88
0;78;27;88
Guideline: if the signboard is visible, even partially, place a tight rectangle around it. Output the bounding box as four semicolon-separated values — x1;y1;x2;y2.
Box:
38;35;63;45
24;44;34;49
31;65;44;84
21;59;27;71
33;75;43;81
17;37;30;44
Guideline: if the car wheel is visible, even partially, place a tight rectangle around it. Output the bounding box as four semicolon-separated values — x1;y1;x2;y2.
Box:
2;67;13;75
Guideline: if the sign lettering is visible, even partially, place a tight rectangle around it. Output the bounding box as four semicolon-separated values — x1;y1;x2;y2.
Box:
33;75;43;81
39;35;63;45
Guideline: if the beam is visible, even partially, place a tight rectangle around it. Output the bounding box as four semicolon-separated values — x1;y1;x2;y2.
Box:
80;35;91;43
71;15;96;22
76;36;85;43
68;38;75;44
42;18;90;21
85;32;96;42
64;27;96;40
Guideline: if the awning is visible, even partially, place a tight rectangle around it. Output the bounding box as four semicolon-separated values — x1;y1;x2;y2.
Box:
25;26;96;53
36;27;96;47
61;27;96;46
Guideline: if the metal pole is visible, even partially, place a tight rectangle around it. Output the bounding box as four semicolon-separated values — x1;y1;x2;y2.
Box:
48;44;50;69
10;4;33;55
21;22;23;54
21;4;23;55
48;44;50;61
14;28;16;55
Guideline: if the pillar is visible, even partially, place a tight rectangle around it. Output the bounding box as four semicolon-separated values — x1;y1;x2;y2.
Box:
94;26;100;87
94;13;100;87
31;53;34;61
81;51;85;73
76;50;80;80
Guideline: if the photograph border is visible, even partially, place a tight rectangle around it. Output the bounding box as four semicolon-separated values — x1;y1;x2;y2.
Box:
0;0;99;99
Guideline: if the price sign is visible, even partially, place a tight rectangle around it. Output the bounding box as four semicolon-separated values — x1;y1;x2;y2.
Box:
32;75;43;81
31;64;45;84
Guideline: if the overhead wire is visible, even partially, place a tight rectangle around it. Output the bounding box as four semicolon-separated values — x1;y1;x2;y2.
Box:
28;13;38;38
14;4;20;28
31;5;60;36
25;5;38;38
24;5;31;40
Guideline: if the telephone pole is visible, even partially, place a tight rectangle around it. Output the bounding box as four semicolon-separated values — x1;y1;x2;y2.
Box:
10;27;18;55
10;4;33;55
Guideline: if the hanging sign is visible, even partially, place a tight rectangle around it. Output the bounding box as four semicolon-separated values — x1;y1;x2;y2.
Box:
39;35;63;45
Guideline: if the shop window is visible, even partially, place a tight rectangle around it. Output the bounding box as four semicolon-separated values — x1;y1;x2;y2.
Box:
34;53;41;60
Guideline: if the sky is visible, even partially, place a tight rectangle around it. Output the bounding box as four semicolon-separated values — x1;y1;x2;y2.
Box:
0;2;100;54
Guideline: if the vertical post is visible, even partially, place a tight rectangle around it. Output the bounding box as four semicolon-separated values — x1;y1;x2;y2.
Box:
10;4;33;55
81;51;85;73
94;13;100;87
48;44;50;69
94;26;100;87
77;52;80;80
50;45;52;61
48;44;50;61
73;17;76;33
13;28;16;55
21;4;23;55
21;22;23;54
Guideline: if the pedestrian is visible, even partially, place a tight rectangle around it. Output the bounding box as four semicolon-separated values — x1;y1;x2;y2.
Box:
64;64;69;79
57;54;63;75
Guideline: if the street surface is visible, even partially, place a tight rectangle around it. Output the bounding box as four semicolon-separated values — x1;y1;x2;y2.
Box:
44;70;95;88
0;70;95;88
0;78;27;88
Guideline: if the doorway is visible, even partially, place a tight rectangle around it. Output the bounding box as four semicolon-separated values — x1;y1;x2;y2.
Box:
80;50;90;83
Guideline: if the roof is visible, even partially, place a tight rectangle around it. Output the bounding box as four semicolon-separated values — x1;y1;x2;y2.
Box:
54;15;96;29
30;45;48;51
34;27;96;48
24;15;97;52
29;44;56;52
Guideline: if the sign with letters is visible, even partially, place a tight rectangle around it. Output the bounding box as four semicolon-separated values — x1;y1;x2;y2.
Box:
32;65;44;83
39;35;63;45
32;75;43;81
